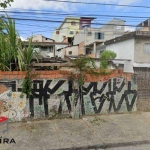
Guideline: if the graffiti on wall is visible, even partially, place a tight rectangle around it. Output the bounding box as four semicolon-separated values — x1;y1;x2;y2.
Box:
82;78;137;115
0;77;137;120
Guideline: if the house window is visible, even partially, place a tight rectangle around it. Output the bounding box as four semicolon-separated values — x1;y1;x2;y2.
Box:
69;51;72;55
70;31;74;34
87;32;92;36
41;46;48;51
56;31;59;34
49;46;53;52
95;32;104;39
144;43;150;54
71;21;76;26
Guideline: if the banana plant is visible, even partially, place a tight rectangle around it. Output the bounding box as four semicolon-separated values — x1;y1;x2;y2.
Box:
17;37;38;71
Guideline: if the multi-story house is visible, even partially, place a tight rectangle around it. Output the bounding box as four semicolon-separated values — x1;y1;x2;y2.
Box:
51;17;95;44
136;19;150;32
69;18;125;58
25;34;68;58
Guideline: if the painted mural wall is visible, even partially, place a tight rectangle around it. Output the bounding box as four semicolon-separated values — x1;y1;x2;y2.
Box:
0;76;137;121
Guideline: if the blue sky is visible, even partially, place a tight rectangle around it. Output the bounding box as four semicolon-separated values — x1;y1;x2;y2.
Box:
1;0;150;40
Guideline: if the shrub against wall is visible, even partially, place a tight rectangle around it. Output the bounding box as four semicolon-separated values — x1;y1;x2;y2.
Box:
100;50;117;69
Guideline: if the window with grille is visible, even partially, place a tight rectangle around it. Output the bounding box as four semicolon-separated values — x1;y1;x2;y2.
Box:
56;31;59;34
70;31;74;34
144;43;150;54
69;51;72;55
71;21;76;25
95;32;104;39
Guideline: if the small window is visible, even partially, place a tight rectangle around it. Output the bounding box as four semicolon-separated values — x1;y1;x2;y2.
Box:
56;31;59;34
95;32;104;39
87;32;92;36
144;43;150;54
69;51;72;55
70;31;74;34
41;46;48;51
71;21;76;26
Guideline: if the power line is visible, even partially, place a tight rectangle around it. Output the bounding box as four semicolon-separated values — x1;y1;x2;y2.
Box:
44;0;150;9
7;17;140;27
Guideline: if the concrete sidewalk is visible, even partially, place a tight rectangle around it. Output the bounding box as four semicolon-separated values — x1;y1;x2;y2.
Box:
1;112;150;150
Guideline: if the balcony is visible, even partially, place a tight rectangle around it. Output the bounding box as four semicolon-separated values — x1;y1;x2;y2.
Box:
136;31;150;36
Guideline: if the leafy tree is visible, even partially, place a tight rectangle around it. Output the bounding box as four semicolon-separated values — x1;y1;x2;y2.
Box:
0;0;14;8
100;50;117;69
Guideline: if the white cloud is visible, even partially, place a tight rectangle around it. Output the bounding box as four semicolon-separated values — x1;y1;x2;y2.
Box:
6;0;142;11
125;26;135;31
20;36;26;41
8;0;70;11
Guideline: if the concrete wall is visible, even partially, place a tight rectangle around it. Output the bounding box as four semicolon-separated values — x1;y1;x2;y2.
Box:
0;70;137;121
106;38;135;63
78;41;85;55
134;68;150;111
100;18;125;40
63;45;79;57
96;44;106;58
134;39;150;63
73;28;105;46
55;44;68;57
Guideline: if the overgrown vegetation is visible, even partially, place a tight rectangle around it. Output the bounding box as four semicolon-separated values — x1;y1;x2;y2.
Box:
71;56;98;86
100;50;117;69
0;16;22;71
18;38;38;98
0;15;37;98
70;56;99;117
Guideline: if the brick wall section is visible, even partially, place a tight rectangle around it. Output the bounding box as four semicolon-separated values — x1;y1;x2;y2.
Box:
0;84;8;94
0;69;131;82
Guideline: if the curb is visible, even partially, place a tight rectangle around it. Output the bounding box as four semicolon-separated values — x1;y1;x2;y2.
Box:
51;140;150;150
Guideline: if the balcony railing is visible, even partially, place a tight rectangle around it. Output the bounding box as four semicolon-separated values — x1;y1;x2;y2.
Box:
136;31;150;36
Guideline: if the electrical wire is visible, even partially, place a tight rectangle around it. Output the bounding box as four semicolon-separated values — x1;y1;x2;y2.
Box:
44;0;150;9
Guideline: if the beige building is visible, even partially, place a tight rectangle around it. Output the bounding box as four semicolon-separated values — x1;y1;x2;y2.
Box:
136;19;150;32
51;17;95;44
57;45;79;58
27;34;55;42
25;34;68;58
73;18;125;58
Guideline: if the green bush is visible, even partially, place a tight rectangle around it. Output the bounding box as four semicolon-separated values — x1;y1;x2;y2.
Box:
100;50;117;69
